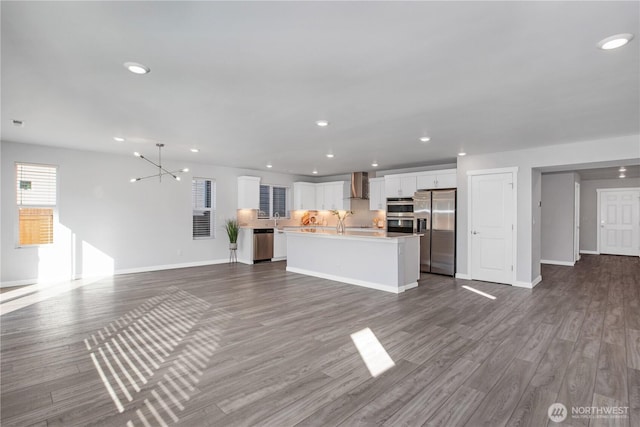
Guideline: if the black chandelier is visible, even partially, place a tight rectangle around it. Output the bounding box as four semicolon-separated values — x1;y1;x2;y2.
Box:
130;143;188;183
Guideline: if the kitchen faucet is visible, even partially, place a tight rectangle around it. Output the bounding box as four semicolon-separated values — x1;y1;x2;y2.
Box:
274;212;280;228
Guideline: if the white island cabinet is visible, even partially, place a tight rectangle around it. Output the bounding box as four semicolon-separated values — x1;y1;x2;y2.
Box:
285;229;420;294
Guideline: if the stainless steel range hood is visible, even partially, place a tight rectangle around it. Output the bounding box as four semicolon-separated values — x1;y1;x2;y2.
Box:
350;172;369;199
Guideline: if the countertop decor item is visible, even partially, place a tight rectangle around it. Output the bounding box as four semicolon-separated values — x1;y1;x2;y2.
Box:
330;210;354;234
129;143;189;183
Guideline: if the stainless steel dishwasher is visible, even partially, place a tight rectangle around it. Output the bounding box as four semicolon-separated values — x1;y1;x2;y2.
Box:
253;228;274;262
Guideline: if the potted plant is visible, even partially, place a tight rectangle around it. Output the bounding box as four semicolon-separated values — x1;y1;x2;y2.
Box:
223;218;239;250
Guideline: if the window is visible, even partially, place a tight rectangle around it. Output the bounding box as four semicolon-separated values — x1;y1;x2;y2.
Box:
192;178;216;239
16;163;57;246
258;184;289;218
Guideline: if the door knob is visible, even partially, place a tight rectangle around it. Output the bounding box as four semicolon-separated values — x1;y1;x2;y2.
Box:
472;230;479;235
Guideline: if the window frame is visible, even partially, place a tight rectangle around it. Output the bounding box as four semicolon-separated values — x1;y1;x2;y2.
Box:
258;184;290;219
192;177;216;240
15;162;58;248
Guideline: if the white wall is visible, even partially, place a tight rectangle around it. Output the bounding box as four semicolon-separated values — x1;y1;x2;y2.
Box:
1;141;304;285
580;177;640;252
541;172;576;264
531;169;542;277
456;134;639;285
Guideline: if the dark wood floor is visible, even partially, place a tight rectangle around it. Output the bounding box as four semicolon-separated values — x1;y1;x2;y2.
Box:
1;254;639;426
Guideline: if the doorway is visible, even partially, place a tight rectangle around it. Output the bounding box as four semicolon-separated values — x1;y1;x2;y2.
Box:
574;182;580;262
597;188;640;256
467;168;517;285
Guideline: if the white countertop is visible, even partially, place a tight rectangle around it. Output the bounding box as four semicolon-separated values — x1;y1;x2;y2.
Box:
285;228;420;240
242;225;387;234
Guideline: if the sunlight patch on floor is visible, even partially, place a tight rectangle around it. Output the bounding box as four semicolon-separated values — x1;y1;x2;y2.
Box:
350;327;395;377
462;285;497;300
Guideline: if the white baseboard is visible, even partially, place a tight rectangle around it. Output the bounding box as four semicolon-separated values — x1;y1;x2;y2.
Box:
540;259;575;267
1;278;39;288
513;275;542;289
401;282;419;292
1;259;230;288
115;259;229;275
579;250;599;255
286;266;408;294
455;273;472;280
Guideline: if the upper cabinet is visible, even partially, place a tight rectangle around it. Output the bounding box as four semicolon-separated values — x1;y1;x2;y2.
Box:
237;176;260;209
383;168;457;199
416;169;457;190
384;175;417;198
293;182;316;210
322;181;348;210
369;177;385;210
295;181;349;211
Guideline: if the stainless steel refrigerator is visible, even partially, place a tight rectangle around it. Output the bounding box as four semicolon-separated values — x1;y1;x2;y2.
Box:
413;189;456;276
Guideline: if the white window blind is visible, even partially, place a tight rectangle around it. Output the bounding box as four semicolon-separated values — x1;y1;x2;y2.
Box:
16;163;57;246
17;163;57;206
259;185;270;218
258;184;289;218
192;178;216;239
273;186;287;217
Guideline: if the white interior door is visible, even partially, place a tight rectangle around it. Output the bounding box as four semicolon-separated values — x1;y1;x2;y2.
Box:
575;182;580;262
470;172;515;285
599;189;640;256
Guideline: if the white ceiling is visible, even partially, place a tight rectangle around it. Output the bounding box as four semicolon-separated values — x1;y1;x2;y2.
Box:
2;1;639;177
577;165;640;181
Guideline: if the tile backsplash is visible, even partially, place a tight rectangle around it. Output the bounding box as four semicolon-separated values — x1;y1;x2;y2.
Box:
237;199;386;228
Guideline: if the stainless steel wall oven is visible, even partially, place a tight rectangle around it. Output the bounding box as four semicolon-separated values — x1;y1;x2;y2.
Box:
386;197;415;233
386;198;414;217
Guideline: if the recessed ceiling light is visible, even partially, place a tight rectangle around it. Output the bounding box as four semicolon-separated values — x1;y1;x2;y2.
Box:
113;136;125;142
326;153;334;158
12;119;24;127
124;62;150;74
619;167;627;172
619;174;626;178
316;120;329;127
372;162;379;167
419;136;431;143
190;148;199;153
458;151;467;156
312;169;318;174
266;164;273;168
598;33;634;50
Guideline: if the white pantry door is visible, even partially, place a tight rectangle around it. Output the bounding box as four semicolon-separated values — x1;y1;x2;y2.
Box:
599;189;640;256
470;172;515;284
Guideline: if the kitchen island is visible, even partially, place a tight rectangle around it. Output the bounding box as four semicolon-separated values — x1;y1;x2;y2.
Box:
285;228;420;294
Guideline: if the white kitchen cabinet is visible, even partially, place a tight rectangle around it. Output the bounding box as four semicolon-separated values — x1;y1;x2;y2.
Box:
237;176;260;209
273;230;287;260
369;177;385;210
385;175;417;198
236;228;254;264
315;183;328;210
293;182;316;210
416;169;457;190
314;181;349;210
435;170;457;188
